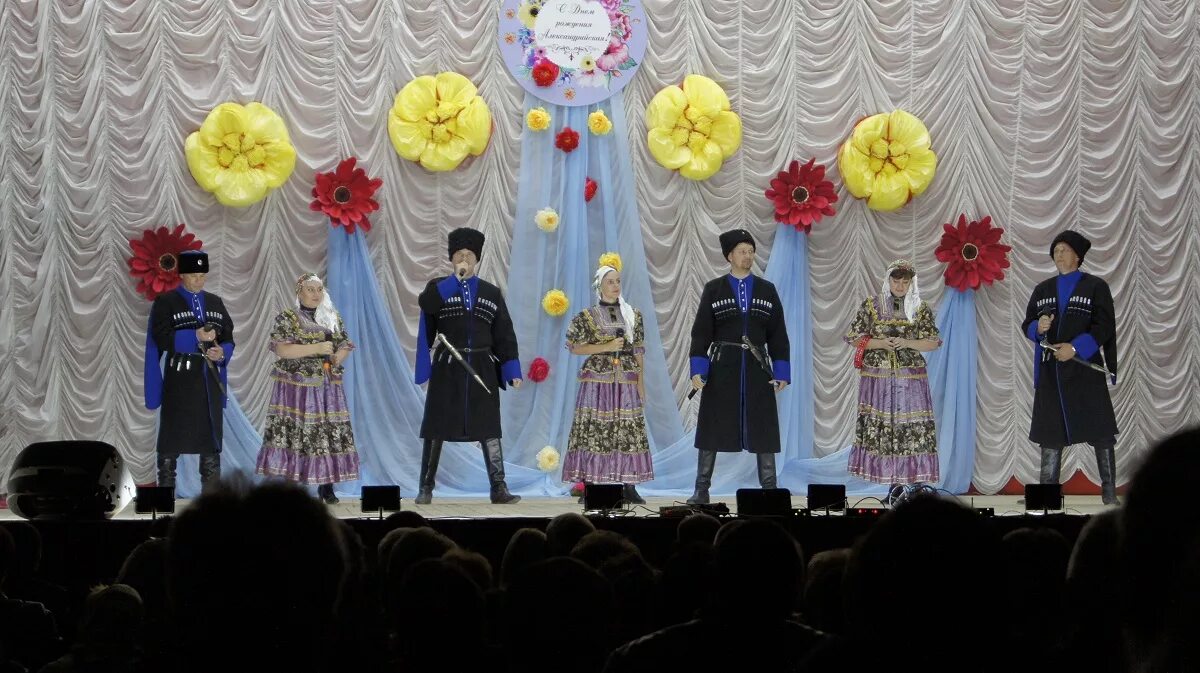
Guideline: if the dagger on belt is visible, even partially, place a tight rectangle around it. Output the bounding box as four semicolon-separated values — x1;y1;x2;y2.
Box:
686;336;776;400
1038;338;1114;379
433;332;492;395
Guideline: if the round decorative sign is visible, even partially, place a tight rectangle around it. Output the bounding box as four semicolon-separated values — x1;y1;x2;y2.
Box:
498;0;647;107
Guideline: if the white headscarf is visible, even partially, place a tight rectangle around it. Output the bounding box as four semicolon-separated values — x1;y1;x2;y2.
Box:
880;259;920;322
593;265;636;338
294;273;340;333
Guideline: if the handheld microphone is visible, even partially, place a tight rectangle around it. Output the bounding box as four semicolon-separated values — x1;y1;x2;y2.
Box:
457;267;467;279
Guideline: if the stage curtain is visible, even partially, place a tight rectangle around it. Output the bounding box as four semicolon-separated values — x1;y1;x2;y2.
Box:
1;0;1196;495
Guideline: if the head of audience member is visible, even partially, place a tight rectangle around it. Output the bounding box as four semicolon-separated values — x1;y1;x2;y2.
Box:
70;584;144;664
504;557;616;673
166;478;346;672
392;559;486;669
676;512;722;548
843;497;1003;660
0;526;14;590
3;522;42;582
441;548;494;593
117;538;169;620
570;530;643;571
546;512;596;558
384;510;429;530
710;518;804;621
499;527;547;589
660;543;716;626
1119;427;1200;667
385;527;456;622
803;548;851;634
1002;527;1071;649
1062;508;1124;673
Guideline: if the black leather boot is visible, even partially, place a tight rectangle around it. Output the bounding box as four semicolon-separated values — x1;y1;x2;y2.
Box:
415;439;443;505
623;483;646;505
1093;440;1118;505
483;439;520;504
1039;446;1062;484
199;454;221;489
156;454;178;492
317;483;339;505
687;450;717;505
756;453;778;489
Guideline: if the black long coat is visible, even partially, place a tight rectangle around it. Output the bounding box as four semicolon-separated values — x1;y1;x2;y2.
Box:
1021;272;1119;446
147;289;235;455
689;276;790;453
418;276;520;441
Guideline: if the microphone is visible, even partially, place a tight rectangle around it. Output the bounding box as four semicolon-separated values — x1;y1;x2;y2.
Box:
687;383;701;400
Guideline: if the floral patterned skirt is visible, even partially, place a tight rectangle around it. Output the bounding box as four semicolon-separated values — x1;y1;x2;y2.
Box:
562;371;653;484
256;368;359;485
848;365;939;485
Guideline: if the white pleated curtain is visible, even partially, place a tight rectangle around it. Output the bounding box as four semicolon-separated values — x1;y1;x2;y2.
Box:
1;0;1196;492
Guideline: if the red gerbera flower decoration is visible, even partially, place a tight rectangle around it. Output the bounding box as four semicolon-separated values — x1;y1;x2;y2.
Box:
532;59;560;88
764;158;839;233
934;214;1012;291
585;177;598;203
555;127;580;153
310;157;384;235
126;224;203;300
528;357;550;382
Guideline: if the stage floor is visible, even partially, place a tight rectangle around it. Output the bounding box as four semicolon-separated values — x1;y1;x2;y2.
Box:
0;494;1117;521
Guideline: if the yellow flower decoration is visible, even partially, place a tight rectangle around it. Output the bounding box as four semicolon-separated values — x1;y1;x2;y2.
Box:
645;75;742;181
542;289;569;316
517;1;543;30
580;56;597;71
526;107;552;132
536;446;560;472
184;102;296;207
588;109;612;136
598;252;622;272
535;207;559;232
837;109;937;211
388;72;492;173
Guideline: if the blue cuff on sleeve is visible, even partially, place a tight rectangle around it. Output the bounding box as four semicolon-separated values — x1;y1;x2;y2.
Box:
1026;321;1041;343
221;342;234;365
772;360;791;383
1071;333;1099;360
690;356;709;379
501;359;523;383
437;275;460;300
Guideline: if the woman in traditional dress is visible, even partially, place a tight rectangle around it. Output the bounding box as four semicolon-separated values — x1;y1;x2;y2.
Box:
561;261;653;504
256;273;359;504
844;259;941;496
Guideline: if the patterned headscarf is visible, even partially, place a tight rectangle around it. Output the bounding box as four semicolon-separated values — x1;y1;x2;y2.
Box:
879;259;920;322
593;265;636;338
294;273;340;332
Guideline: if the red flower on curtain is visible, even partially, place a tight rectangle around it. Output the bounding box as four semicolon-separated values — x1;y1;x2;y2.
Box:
528;357;550;382
555;127;580;153
585;177;598;203
126;224;203;300
934;214;1012;291
310;157;384;234
532;60;560;88
763;158;838;233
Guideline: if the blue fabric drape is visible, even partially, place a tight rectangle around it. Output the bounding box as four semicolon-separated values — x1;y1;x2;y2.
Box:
922;287;978;493
500;92;683;493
